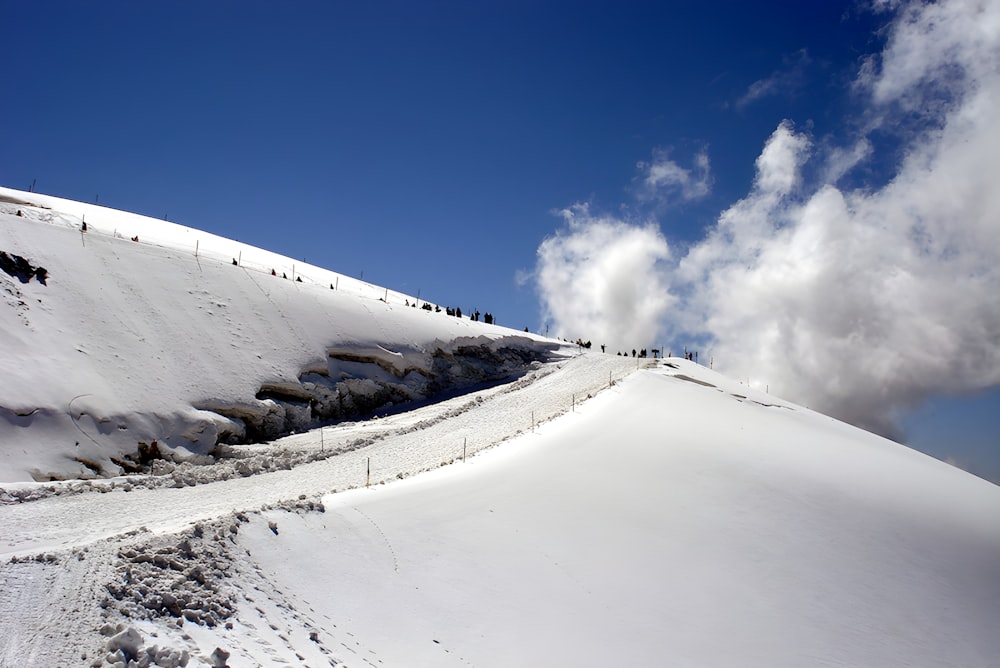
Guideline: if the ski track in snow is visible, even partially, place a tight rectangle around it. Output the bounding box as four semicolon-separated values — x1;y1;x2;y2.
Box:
0;540;121;666
0;354;641;558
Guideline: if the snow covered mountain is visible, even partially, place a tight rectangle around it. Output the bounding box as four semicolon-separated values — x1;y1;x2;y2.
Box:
0;186;563;483
2;187;998;667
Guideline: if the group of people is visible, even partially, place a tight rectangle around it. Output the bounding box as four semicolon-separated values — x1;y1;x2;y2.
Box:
558;342;699;363
614;348;659;358
233;255;510;328
407;300;497;325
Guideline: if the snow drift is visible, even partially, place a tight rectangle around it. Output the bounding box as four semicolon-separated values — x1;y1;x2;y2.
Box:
0;186;562;482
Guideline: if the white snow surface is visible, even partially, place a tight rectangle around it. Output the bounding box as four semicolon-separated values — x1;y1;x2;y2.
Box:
1;187;999;667
0;186;562;483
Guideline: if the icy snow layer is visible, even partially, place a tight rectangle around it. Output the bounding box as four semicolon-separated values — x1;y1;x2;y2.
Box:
2;358;998;667
0;186;564;482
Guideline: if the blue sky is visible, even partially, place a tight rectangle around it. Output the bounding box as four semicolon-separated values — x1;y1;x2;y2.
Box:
3;1;998;483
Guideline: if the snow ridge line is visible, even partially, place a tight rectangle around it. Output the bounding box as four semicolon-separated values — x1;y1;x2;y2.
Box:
1;198;415;308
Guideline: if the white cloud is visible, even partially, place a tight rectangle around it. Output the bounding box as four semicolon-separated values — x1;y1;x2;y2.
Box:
736;49;812;109
637;148;711;203
821;138;873;185
861;0;999;108
534;204;673;352
750;120;811;198
678;0;1000;438
534;0;1000;439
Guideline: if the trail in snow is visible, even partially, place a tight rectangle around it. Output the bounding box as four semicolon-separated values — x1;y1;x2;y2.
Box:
0;354;641;558
0;539;121;667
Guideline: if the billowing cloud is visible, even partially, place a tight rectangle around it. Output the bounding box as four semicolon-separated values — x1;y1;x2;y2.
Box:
534;204;673;351
681;0;1000;438
533;0;1000;439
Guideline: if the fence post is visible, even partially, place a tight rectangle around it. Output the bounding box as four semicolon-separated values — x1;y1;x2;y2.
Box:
531;411;535;433
572;394;575;412
320;427;325;453
366;457;370;487
195;240;199;257
463;437;467;463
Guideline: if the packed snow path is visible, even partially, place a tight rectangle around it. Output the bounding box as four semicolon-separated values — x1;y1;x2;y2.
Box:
0;354;641;558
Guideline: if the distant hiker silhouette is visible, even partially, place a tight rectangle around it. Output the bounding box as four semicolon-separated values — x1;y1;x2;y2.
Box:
232;258;238;266
271;269;277;276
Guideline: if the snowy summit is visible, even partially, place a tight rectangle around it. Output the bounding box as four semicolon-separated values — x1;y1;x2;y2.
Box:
1;187;999;667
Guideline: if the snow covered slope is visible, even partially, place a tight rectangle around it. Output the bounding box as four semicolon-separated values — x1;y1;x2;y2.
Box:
1;187;998;667
250;363;1000;667
1;186;563;482
2;356;998;667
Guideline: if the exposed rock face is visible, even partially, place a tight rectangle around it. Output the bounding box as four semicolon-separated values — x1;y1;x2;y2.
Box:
199;340;554;446
0;250;48;285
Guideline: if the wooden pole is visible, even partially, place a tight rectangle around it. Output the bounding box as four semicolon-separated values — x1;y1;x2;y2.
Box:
463;437;467;463
366;457;370;487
